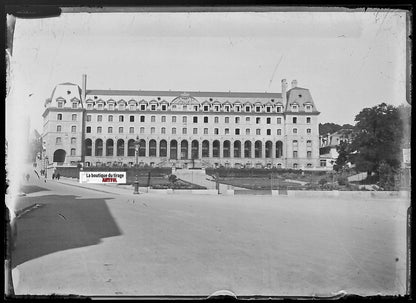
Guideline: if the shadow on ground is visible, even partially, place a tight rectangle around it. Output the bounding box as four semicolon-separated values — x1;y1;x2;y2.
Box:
19;185;50;194
12;194;121;268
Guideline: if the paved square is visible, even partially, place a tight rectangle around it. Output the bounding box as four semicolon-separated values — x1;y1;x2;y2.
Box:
11;181;409;297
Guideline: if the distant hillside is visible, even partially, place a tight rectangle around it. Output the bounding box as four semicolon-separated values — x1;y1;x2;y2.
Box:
319;123;354;136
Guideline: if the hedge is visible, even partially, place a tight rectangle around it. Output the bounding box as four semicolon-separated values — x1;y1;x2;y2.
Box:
54;166;172;180
205;167;328;178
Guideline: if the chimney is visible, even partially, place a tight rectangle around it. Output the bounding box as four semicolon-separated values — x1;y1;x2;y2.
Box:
291;79;298;88
281;79;287;103
81;74;87;102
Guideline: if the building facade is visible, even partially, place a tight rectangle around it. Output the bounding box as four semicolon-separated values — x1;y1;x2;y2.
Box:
42;75;321;169
319;128;353;169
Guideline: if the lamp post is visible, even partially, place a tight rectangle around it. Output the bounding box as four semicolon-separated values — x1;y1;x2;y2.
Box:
44;156;48;180
133;136;140;194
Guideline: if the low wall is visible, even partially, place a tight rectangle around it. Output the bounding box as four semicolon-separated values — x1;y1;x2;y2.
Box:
219;189;410;199
287;190;410;199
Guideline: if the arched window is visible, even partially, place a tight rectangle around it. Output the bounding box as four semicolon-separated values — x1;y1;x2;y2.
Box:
191;140;199;159
276;141;283;158
170;140;177;159
85;139;92;156
128;139;135;156
265;141;273;158
53;149;66;163
213;140;220;158
106;139;113;156
149;140;157;157
159;140;167;157
202;140;209;158
223;141;230;158
181;140;188;160
95;139;103;156
255;141;262;158
139;139;146;157
233;141;241;158
117;139;124;156
57;114;62;120
244;141;251;158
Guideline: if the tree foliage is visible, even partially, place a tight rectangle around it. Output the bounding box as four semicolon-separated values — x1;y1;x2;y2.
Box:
349;103;403;175
334;140;350;171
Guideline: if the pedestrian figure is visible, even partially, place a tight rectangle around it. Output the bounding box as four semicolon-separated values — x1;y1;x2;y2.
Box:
26;174;30;182
57;173;60;180
52;173;55;180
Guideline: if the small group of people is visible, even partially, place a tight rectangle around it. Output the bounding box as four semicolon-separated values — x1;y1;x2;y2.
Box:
52;172;61;180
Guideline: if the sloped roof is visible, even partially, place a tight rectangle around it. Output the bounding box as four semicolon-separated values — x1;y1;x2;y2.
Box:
285;87;319;112
86;89;282;99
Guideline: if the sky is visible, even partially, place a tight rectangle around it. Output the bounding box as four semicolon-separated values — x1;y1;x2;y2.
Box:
7;9;408;136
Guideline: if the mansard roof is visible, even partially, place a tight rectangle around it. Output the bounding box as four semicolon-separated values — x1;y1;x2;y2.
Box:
285;87;319;112
86;89;282;100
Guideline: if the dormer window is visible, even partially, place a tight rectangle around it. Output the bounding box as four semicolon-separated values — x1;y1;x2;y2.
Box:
266;106;271;113
276;106;282;113
224;105;230;112
119;103;125;110
203;105;209;112
235;105;241;112
87;103;93;109
305;105;312;112
161;104;167;111
97;103;103;110
151;104;156;111
194;106;199;111
292;104;299;112
108;104;114;110
57;101;63;108
255;106;261;112
214;105;220;112
129;104;136;110
172;105;177;110
72;102;78;109
245;106;251;112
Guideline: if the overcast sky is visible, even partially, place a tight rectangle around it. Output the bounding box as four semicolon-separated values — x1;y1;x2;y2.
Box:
7;9;408;134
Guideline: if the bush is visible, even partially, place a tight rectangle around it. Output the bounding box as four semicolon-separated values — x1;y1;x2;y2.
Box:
337;176;349;186
319;178;328;187
378;162;400;191
304;182;320;190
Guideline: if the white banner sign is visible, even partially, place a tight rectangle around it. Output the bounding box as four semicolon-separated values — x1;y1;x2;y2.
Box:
79;172;126;184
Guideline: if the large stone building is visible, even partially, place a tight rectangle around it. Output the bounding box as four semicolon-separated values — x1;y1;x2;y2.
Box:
42;75;321;169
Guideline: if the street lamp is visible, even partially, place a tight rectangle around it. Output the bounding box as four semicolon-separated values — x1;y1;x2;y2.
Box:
133;136;140;194
44;156;48;180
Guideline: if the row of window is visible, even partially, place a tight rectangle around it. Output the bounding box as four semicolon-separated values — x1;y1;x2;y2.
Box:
56;113;313;124
84;139;285;159
56;125;77;133
56;137;77;144
57;136;313;150
82;161;313;169
83;126;313;135
82;114;312;124
56;100;313;113
83;102;312;113
83;139;313;159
